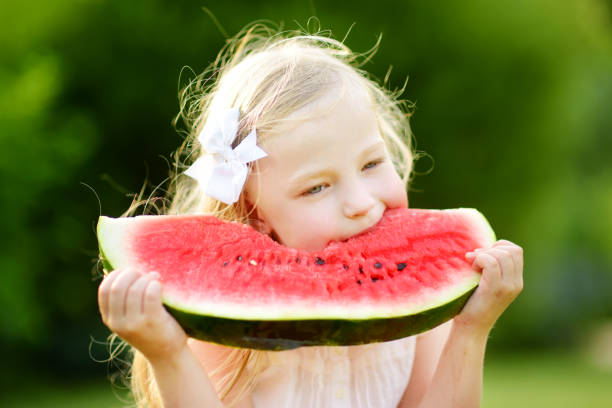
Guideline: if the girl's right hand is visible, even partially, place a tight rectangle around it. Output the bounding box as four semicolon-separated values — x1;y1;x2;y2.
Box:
98;269;188;363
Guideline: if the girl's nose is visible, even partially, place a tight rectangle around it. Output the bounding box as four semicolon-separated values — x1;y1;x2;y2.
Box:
342;181;376;218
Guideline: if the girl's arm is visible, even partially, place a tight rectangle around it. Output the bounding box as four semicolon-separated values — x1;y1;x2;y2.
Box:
188;340;255;408
398;321;453;406
398;240;523;408
148;343;224;408
98;269;225;408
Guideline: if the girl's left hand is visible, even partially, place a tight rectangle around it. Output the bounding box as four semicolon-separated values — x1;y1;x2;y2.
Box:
455;240;523;334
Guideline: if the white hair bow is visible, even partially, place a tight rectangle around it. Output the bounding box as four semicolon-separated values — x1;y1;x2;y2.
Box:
185;108;267;204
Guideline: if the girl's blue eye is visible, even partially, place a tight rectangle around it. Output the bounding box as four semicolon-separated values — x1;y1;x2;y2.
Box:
363;159;383;170
304;185;324;195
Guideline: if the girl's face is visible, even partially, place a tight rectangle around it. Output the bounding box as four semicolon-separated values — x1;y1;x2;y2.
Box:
245;84;408;252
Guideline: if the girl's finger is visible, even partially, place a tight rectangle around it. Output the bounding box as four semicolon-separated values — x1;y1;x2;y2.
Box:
509;245;524;278
125;273;156;318
485;248;515;283
508;245;524;291
109;269;140;319
491;242;524;285
493;239;515;247
472;252;502;285
143;279;163;316
98;269;122;321
465;246;489;260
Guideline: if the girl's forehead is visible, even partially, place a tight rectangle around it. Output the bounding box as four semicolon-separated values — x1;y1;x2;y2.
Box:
260;81;377;153
258;88;383;170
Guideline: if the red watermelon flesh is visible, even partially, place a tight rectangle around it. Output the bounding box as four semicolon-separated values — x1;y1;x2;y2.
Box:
97;208;495;349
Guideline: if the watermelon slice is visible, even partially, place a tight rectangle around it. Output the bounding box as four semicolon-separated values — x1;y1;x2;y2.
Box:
97;208;495;350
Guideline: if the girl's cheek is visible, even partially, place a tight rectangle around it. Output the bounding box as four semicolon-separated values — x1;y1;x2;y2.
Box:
378;171;408;209
298;208;338;250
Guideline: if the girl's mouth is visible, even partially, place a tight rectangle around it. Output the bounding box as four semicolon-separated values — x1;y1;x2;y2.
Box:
332;211;387;245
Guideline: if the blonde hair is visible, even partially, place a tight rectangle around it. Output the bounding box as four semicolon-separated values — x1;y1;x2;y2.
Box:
127;22;414;408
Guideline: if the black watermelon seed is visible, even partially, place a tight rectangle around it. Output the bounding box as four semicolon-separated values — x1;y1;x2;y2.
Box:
359;267;364;275
397;262;407;271
237;256;243;261
315;257;326;265
295;258;301;264
223;261;228;267
374;262;382;269
371;277;379;283
357;279;362;285
343;264;349;270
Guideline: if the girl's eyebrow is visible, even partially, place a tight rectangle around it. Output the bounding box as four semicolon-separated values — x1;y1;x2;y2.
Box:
360;140;386;157
288;140;386;187
288;168;332;189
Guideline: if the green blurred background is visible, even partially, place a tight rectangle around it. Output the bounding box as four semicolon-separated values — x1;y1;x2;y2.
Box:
1;0;611;406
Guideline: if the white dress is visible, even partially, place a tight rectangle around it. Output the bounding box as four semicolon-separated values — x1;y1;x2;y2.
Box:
250;336;416;408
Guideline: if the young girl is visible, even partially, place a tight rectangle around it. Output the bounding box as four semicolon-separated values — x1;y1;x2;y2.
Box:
98;25;523;408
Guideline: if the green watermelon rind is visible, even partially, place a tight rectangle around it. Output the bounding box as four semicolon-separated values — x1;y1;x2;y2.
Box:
164;287;476;350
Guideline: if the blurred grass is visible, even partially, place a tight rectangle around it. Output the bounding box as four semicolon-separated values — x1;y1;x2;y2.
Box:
0;380;128;408
2;351;610;407
483;352;612;407
1;381;130;408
